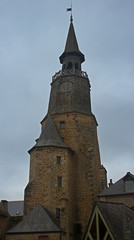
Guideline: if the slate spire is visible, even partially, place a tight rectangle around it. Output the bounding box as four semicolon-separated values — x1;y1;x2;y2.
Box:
60;17;85;64
64;16;79;53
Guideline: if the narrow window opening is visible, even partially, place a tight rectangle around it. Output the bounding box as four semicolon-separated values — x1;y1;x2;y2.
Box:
60;121;65;129
62;137;64;141
57;156;61;165
56;208;60;219
75;63;79;70
74;223;82;234
57;177;62;187
56;208;60;224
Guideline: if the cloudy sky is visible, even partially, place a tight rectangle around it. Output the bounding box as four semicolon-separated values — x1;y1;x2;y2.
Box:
0;0;134;200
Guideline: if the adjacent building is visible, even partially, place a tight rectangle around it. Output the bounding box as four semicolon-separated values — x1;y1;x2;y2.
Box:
98;172;134;208
0;200;23;240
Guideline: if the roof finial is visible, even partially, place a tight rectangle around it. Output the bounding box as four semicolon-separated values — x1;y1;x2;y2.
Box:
66;0;73;22
70;14;73;23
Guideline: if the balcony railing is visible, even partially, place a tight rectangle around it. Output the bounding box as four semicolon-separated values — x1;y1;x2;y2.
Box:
52;69;88;81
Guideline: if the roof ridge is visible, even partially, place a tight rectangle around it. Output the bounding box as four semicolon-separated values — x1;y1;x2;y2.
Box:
8;200;24;202
97;201;125;206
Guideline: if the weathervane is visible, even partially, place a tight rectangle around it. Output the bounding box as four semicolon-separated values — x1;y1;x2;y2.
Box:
66;0;73;22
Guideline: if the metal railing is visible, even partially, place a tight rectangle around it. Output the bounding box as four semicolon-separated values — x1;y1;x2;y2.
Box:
52;69;88;81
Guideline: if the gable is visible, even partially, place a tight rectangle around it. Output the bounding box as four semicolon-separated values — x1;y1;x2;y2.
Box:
84;206;114;240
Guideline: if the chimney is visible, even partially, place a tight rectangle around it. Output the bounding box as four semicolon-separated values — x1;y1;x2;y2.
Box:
109;179;113;187
1;200;8;214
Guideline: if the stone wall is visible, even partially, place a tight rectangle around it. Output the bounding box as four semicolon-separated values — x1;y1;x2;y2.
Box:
0;200;9;240
0;215;9;240
24;146;75;240
51;112;102;235
99;194;134;208
6;232;60;240
27;112;105;239
99;165;107;192
24;111;107;240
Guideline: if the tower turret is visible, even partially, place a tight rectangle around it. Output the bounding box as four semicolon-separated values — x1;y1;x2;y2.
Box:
24;16;107;240
48;17;91;115
60;16;85;71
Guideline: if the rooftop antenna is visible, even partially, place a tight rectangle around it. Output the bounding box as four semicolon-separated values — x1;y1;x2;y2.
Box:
66;0;73;22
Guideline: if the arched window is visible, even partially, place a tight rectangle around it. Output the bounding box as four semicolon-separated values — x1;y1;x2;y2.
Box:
67;62;72;69
75;63;79;70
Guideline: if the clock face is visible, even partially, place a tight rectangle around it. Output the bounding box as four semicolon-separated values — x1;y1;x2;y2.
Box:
59;82;72;93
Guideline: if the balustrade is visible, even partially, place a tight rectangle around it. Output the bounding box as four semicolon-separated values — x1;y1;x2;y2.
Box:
52;69;88;81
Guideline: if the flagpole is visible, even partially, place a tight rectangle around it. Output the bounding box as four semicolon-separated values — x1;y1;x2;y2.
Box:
71;0;73;22
66;0;73;22
71;0;72;12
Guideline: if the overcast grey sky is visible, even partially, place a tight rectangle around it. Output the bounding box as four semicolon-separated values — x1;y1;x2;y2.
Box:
0;0;134;200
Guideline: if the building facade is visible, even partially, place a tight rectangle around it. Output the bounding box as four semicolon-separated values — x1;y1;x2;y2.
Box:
23;16;107;240
98;172;134;208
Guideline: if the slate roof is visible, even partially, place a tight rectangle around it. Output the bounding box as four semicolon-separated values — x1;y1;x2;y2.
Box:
8;201;24;216
97;201;134;240
7;205;63;234
64;20;79;53
60;18;85;63
29;115;69;152
98;172;134;197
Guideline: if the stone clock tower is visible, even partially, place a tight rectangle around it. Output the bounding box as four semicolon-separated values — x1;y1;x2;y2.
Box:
24;16;107;240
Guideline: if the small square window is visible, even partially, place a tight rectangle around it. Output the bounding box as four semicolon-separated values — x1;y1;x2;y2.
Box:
60;121;65;129
57;156;61;165
57;177;62;187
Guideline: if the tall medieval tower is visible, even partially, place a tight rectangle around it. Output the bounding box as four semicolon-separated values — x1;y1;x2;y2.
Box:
24;16;107;240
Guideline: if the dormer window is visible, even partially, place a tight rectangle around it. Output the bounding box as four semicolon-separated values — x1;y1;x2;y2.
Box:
125;180;134;192
123;172;134;192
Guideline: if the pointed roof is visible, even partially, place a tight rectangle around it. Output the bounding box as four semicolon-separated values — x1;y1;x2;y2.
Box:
64;21;79;52
84;201;134;240
123;171;134;181
7;205;63;234
29;115;69;152
60;18;85;63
